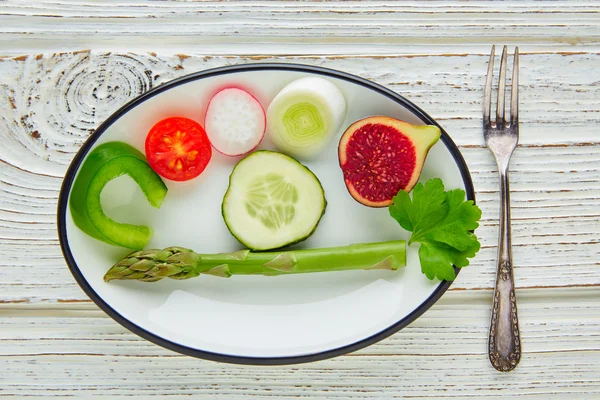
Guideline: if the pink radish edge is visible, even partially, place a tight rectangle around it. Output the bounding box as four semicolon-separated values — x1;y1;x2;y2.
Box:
204;86;266;157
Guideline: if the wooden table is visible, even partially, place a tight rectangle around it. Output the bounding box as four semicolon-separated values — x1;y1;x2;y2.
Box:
1;1;599;398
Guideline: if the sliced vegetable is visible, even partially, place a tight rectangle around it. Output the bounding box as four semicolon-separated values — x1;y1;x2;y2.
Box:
69;141;168;250
389;178;482;281
339;116;441;208
266;77;347;158
145;117;212;181
104;241;406;282
222;150;326;251
205;87;266;156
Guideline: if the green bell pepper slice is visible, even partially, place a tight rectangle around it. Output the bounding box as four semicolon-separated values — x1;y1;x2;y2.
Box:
69;141;168;250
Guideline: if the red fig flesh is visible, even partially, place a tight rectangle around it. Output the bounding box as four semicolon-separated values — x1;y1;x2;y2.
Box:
338;116;441;207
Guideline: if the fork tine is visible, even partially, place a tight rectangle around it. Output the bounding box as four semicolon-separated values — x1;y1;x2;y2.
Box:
496;45;508;126
510;47;519;125
483;45;495;126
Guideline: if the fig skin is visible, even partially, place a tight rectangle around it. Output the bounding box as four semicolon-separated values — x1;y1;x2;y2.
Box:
338;116;441;207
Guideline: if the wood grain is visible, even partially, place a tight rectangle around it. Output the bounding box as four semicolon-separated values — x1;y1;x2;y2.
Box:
0;1;598;55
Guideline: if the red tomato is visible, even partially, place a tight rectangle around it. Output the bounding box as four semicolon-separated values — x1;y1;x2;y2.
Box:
145;117;212;181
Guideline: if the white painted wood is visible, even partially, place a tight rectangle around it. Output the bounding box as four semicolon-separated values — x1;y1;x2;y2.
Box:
1;289;599;398
0;1;599;398
0;1;599;55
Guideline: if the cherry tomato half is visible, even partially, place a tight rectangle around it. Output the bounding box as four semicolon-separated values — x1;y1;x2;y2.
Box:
145;117;212;181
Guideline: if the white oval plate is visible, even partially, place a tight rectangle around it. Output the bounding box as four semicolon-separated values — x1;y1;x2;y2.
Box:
58;64;474;365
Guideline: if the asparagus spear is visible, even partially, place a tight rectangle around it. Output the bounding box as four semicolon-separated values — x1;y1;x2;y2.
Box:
104;241;406;282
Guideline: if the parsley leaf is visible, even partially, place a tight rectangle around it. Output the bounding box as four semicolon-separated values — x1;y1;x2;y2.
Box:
389;178;482;281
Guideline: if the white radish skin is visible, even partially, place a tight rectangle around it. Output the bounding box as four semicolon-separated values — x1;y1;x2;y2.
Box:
267;77;347;159
205;88;266;156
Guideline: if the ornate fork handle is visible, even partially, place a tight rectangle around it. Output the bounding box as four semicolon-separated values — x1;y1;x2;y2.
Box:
488;166;521;371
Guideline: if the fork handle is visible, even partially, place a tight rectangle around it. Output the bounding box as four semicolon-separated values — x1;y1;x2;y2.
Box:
488;169;521;372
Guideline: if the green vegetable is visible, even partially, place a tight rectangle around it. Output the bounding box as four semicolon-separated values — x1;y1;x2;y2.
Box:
70;141;168;250
222;150;326;251
389;178;482;281
103;241;406;282
266;77;347;158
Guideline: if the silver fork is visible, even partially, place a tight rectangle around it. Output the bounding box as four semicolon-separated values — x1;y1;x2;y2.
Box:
483;45;521;372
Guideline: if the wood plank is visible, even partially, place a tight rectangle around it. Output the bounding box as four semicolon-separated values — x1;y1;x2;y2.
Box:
0;51;599;303
1;288;599;398
0;1;598;54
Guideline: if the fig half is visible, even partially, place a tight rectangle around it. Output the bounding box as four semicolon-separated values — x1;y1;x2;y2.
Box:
338;116;441;207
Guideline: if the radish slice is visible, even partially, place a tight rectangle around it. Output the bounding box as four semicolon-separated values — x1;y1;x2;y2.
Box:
204;88;266;156
266;77;347;159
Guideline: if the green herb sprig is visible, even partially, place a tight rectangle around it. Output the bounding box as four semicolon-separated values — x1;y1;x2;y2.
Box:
389;178;482;281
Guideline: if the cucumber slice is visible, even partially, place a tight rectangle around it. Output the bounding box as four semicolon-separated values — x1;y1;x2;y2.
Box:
222;151;326;251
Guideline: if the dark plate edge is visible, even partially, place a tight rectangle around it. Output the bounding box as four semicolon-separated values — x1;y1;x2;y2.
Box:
57;62;476;366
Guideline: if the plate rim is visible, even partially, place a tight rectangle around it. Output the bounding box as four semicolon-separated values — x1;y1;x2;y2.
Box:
57;62;475;365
